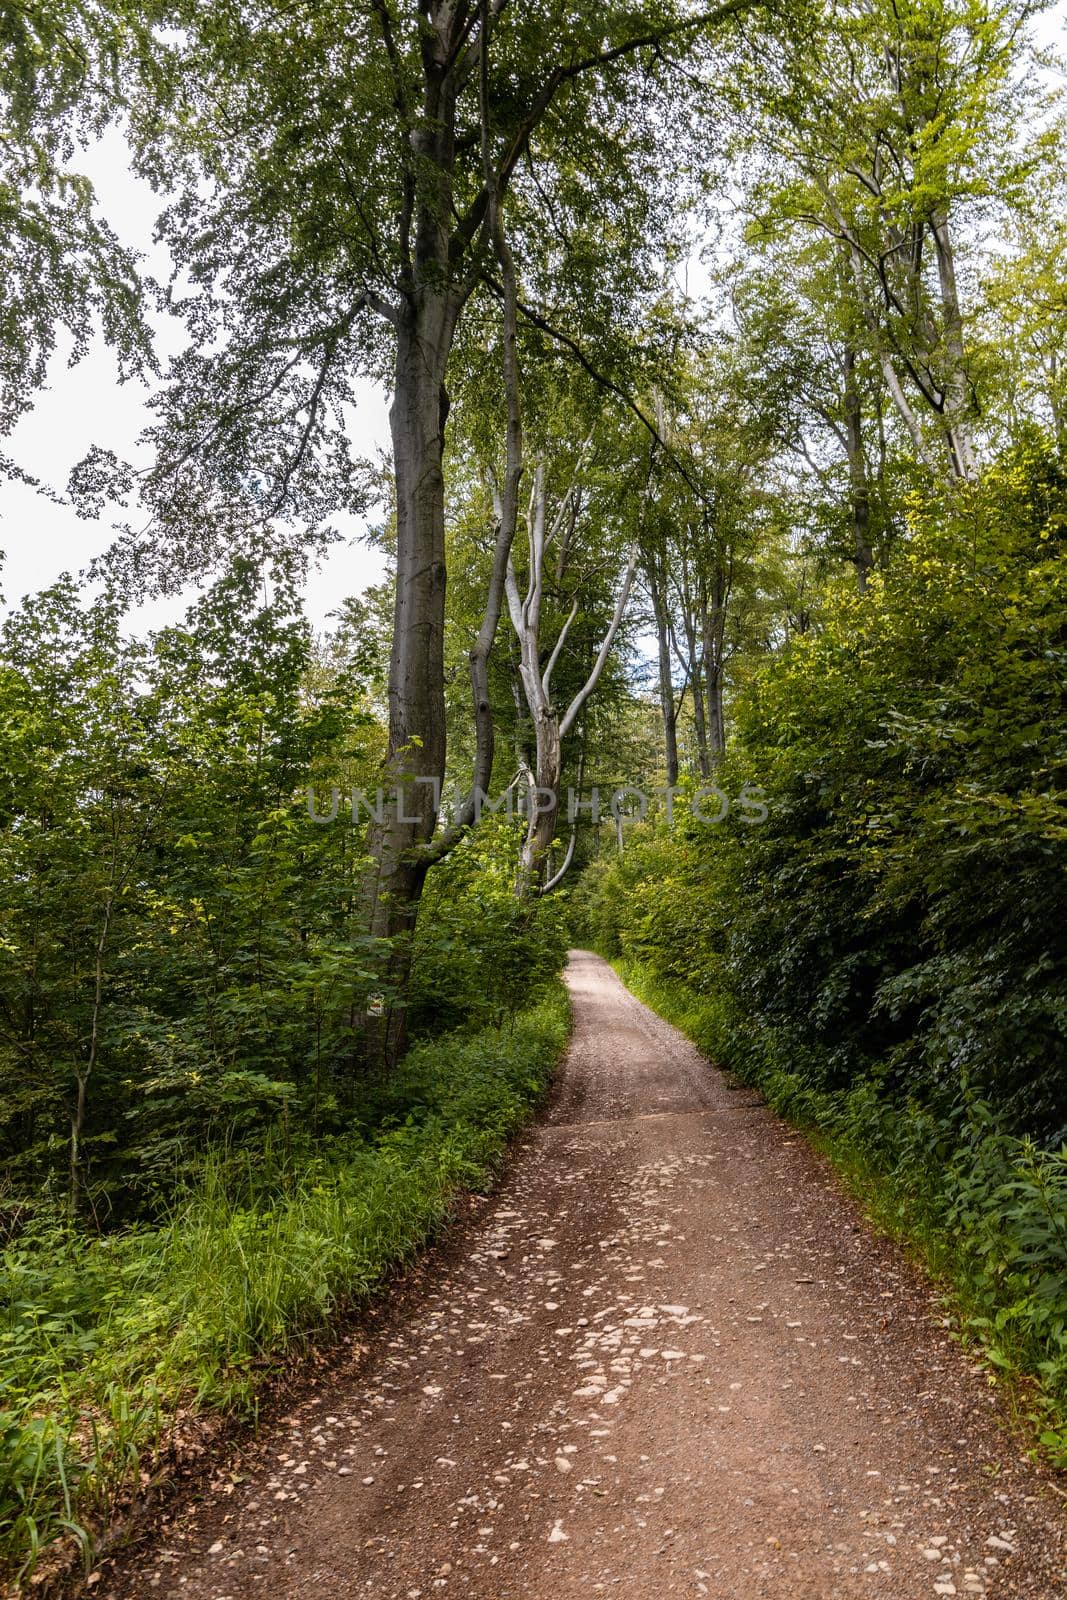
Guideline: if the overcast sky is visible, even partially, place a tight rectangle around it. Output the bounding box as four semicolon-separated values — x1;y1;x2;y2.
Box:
0;124;393;635
1;6;1063;637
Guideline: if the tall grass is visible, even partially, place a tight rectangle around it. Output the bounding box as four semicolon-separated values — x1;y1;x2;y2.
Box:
0;987;569;1587
616;958;1067;1465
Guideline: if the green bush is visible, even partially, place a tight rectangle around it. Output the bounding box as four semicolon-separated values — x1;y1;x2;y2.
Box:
0;985;569;1586
577;445;1067;1461
617;957;1067;1465
0;568;387;1213
408;818;570;1036
581;445;1067;1128
585;444;1067;1132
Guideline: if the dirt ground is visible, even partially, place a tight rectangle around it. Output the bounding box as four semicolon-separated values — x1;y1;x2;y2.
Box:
99;950;1067;1600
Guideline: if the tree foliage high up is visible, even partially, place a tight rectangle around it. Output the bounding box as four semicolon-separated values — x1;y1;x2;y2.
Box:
65;0;761;1061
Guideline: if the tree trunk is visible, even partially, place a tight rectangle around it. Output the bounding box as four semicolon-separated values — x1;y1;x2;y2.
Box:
72;820;119;1218
1048;352;1066;453
834;228;943;478
705;658;725;761
699;558;728;764
691;668;711;780
930;209;978;481
658;618;680;787
507;467;639;895
362;296;457;1064
842;347;875;592
516;706;562;894
645;550;679;785
678;584;710;780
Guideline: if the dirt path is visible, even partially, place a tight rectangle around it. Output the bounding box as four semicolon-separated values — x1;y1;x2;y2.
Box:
102;952;1066;1600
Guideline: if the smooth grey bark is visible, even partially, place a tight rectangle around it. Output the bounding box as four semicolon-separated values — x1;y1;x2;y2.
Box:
362;296;459;1063
506;465;639;894
929;209;978;481
359;5;468;1064
506;466;570;896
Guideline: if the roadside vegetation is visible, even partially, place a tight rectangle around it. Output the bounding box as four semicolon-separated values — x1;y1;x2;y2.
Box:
1;0;1065;1587
575;446;1067;1462
0;564;569;1582
0;986;568;1583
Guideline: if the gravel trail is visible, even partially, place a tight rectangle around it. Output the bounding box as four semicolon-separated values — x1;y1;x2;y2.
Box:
102;951;1067;1600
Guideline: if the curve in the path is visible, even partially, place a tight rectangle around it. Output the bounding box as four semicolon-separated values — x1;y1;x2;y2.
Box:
101;951;1067;1600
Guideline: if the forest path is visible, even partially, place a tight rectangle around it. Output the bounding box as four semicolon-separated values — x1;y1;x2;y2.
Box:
102;951;1066;1600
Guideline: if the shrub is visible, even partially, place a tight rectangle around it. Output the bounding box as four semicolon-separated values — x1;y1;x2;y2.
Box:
0;985;569;1586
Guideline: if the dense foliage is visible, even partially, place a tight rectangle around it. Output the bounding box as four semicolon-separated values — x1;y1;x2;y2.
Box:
0;562;569;1585
0;568;567;1221
0;988;568;1581
2;0;1066;1585
577;442;1067;1443
584;444;1067;1130
0;565;372;1215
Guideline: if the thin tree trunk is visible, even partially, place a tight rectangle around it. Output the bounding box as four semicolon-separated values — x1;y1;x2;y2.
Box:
704;660;725;760
645;549;679;785
930;209;978;481
508;466;640;894
699;553;728;764
1047;352;1066;452
842;347;875;592
659;621;680;787
677;566;710;779
71;805;121;1218
691;669;711;779
833;226;943;478
70;896;111;1218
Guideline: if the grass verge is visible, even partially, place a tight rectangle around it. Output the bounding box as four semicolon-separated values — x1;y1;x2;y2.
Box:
614;957;1067;1469
0;985;570;1589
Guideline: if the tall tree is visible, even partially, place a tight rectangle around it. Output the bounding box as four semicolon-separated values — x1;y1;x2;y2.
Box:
732;0;1048;481
981;115;1067;452
87;0;761;1058
505;441;646;892
649;348;780;770
731;248;900;588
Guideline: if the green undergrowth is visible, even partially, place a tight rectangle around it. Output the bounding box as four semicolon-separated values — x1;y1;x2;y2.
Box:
615;958;1067;1468
0;985;570;1588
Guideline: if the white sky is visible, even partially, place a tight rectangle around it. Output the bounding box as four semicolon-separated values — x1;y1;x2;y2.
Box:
0;126;392;634
1;5;1064;636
